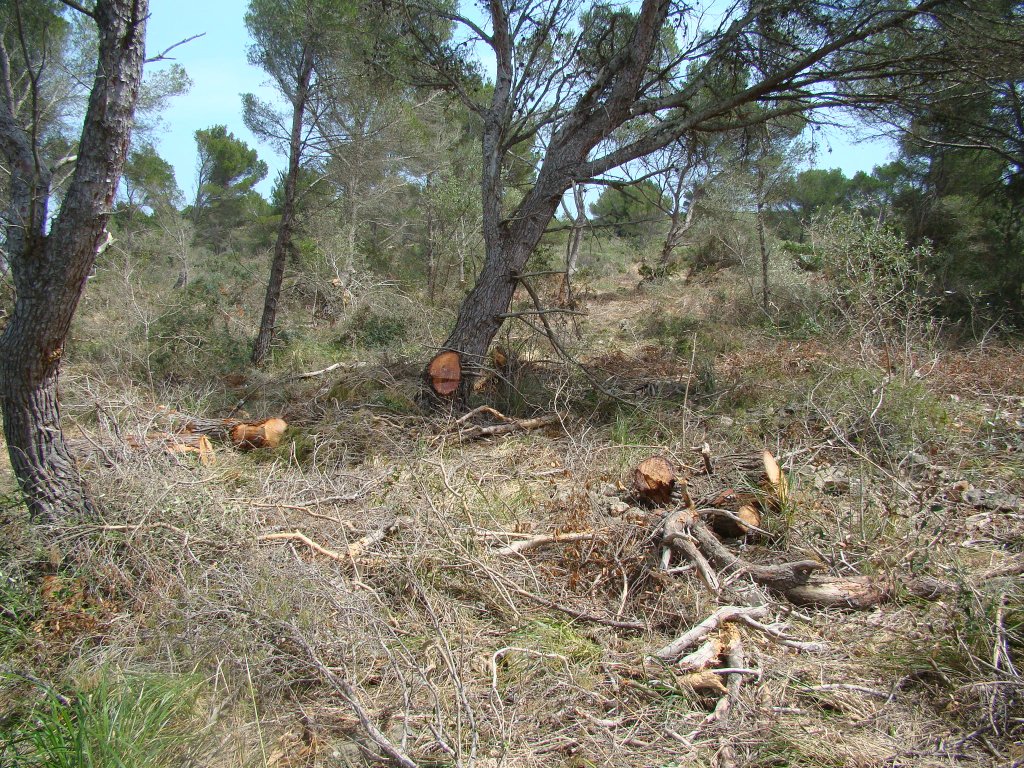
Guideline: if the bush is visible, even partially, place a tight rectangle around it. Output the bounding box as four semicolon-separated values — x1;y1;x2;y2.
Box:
338;305;410;349
810;212;938;354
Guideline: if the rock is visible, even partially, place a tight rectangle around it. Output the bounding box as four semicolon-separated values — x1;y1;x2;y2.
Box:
962;488;1022;512
718;416;735;428
814;467;852;495
607;500;632;517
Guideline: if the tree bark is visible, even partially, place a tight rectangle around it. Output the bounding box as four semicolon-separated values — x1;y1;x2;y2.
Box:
252;43;314;366
0;0;147;520
756;169;770;315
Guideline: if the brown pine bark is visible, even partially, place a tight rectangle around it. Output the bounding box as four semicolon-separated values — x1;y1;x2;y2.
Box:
0;0;148;519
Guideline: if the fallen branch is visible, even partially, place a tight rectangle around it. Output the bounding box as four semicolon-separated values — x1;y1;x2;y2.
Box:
291;628;418;768
654;605;769;661
478;563;646;630
259;518;404;563
288;364;364;382
712;636;745;768
458;414;560;441
674;536;721;593
495;529;603;556
456;405;514;425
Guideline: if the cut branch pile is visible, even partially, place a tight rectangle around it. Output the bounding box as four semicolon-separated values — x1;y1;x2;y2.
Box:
630;448;950;609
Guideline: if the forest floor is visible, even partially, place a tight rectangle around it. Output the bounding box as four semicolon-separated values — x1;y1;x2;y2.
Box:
1;266;1022;767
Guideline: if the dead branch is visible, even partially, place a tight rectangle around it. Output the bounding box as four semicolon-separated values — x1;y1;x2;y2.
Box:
678;637;725;672
712;636;745;768
674;536;721;593
290;360;371;379
477;563;646;630
653;605;769;661
732;613;826;652
494;529;603;556
291;628;418;768
458;414;560;441
259;518;404;563
456;405;514;424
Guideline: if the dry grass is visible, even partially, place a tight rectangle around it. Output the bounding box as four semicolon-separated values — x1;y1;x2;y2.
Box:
1;268;1021;768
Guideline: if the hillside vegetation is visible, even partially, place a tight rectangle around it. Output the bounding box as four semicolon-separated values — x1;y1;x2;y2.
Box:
1;221;1021;767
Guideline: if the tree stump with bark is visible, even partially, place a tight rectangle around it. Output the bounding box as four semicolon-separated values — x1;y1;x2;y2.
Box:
427;351;462;397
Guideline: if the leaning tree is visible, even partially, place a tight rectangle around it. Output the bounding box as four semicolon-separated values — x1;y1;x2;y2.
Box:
0;0;148;519
396;0;950;398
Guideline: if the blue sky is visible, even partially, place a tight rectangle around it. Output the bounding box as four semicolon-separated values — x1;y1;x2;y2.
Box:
147;0;282;199
145;0;897;202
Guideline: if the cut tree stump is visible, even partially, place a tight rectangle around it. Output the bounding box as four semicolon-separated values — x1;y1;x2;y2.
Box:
705;488;763;538
427;351;462;397
157;409;289;451
634;456;677;505
230;417;288;450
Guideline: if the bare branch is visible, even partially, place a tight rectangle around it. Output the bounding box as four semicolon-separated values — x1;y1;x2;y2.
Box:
145;32;205;63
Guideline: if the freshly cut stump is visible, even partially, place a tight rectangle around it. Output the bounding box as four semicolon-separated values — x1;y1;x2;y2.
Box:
761;449;788;511
634;456;677;505
428;351;462;396
230;418;288;450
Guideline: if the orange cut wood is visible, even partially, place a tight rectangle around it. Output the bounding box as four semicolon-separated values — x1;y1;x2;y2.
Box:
711;503;762;538
230;418;288;450
428;351;462;396
633;456;676;504
761;449;788;510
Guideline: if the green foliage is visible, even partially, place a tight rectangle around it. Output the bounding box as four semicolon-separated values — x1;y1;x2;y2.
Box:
0;564;39;658
190;125;269;251
1;671;205;767
589;181;668;244
119;144;180;220
147;269;252;383
338;305;409;349
811;211;936;348
815;367;949;461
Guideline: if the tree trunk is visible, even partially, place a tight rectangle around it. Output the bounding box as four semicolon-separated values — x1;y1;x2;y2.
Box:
757;194;770;315
0;309;95;519
0;0;147;519
252;44;314;366
757;171;770;319
441;238;524;373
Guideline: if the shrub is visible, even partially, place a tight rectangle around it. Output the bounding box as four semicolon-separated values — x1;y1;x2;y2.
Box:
810;212;938;356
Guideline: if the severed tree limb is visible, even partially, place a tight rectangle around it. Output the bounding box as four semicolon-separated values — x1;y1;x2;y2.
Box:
688;521;829;591
456;405;514;424
259;518;404;563
674;536;721;593
711;637;745;768
654;605;769;661
697;507;772;537
495;529;602;556
458;414;560;441
677;637;725;673
732;613;826;652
